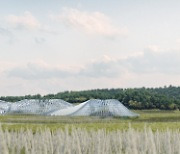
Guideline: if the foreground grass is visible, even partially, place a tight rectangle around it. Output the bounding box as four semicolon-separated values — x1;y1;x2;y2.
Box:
0;110;179;154
0;126;180;154
0;110;180;132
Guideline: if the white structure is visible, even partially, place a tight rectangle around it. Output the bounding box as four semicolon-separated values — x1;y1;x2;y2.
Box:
0;99;138;117
0;100;11;114
0;99;73;115
50;99;139;117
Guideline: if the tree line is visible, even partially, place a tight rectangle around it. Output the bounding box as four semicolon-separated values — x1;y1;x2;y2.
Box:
1;85;180;110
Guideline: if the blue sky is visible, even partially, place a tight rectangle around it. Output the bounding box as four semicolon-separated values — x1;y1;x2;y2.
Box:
0;0;180;95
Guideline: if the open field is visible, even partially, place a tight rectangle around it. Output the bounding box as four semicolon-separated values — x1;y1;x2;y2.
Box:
0;110;180;131
0;110;180;154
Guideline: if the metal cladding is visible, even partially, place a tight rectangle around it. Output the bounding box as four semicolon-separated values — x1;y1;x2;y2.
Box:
50;99;139;117
0;99;139;117
0;100;11;114
0;99;73;115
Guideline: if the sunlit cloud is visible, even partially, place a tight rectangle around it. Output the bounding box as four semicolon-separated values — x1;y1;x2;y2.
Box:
4;48;180;81
7;11;41;30
50;8;128;38
5;11;56;34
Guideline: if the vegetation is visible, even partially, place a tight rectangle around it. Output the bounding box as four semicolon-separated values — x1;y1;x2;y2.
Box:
0;110;180;153
0;110;180;132
1;85;180;110
0;126;180;154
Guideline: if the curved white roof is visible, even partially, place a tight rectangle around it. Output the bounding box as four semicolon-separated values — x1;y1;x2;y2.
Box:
0;99;138;117
50;99;139;117
0;99;73;115
0;100;11;114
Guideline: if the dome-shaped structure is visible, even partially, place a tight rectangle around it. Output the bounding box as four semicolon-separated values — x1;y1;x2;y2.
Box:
0;100;11;114
50;99;138;117
0;99;138;117
1;99;73;115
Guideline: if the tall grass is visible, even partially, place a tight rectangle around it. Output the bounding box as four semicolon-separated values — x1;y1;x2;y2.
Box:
0;125;180;154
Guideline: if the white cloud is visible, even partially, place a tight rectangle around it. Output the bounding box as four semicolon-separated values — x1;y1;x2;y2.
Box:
34;37;46;44
5;61;74;80
50;8;127;37
122;48;180;74
0;27;14;43
145;45;160;53
79;55;123;78
4;47;180;81
2;48;180;96
0;27;12;36
79;48;180;76
5;57;123;80
5;12;57;35
7;11;41;30
176;39;180;44
0;61;15;73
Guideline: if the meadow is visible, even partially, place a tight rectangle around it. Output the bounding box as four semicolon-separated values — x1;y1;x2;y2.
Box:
0;110;180;154
0;110;180;131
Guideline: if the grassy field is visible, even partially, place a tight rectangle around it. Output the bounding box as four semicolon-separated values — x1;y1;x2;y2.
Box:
1;126;180;154
0;110;180;154
0;110;180;132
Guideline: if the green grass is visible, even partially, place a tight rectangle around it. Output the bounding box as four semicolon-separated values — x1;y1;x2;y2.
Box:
1;126;180;153
0;110;180;132
1;110;179;154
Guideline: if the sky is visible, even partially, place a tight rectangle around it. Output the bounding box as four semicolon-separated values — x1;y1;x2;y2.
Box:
0;0;180;96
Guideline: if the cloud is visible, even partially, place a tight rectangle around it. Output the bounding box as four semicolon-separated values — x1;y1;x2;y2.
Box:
50;8;127;37
0;27;14;43
79;48;180;77
5;12;57;34
0;27;12;36
6;61;73;80
4;47;180;81
5;56;123;80
6;11;41;30
145;45;160;53
79;55;122;78
123;48;180;74
176;39;180;44
34;37;46;44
